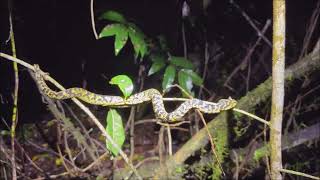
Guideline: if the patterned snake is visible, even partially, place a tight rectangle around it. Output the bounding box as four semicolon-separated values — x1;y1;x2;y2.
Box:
34;64;237;122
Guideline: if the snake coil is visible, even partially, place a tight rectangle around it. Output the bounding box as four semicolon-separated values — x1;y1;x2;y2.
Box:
34;64;237;122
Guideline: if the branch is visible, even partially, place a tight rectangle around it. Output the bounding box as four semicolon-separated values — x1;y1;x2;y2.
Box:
193;123;320;179
0;53;142;180
282;121;320;150
280;169;320;180
2;47;319;179
115;122;320;179
233;122;320;163
153;46;320;178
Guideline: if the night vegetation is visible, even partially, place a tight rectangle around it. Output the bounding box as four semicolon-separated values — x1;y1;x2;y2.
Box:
0;0;319;179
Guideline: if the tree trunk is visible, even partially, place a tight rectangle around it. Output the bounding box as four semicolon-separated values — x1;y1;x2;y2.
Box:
153;47;319;179
270;0;286;179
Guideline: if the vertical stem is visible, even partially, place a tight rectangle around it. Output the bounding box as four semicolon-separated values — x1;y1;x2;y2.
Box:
129;107;136;161
182;22;188;59
270;0;286;179
90;0;98;39
8;1;19;179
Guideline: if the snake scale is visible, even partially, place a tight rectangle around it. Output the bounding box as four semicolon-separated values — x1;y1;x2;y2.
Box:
34;64;237;122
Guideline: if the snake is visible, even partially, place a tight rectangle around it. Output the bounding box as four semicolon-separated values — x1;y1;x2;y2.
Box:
34;64;237;122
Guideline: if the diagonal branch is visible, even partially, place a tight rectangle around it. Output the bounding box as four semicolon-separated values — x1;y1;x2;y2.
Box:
0;53;143;180
153;46;320;178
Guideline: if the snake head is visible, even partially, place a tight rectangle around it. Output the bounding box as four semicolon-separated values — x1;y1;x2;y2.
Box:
34;64;50;79
218;97;237;110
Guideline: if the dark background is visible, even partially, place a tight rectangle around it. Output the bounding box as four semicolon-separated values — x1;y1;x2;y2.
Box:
0;0;318;126
0;0;319;179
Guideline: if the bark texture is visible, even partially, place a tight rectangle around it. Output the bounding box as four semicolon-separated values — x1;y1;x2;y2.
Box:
270;0;286;179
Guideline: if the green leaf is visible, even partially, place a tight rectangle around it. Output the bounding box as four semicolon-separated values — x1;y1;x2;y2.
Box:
128;24;147;59
148;56;166;76
99;24;129;55
169;56;194;69
114;26;129;55
105;109;125;156
178;69;193;95
180;69;203;86
109;75;133;98
99;23;121;38
162;65;176;90
100;10;127;23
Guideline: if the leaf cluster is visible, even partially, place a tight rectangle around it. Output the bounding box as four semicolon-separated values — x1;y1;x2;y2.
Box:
99;10;205;156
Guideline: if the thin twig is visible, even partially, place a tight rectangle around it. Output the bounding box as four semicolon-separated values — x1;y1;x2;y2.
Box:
263;112;272;179
280;169;320;180
201;41;210;91
61;101;100;158
233;108;270;126
182;22;188;59
0;53;33;69
197;112;225;176
129;107;136;161
153;48;320;178
82;152;110;172
230;0;272;47
158;126;165;166
246;54;251;92
129;64;146;161
166;126;173;156
231;150;240;180
285;83;320;110
168;127;189;132
157;120;190;127
236;131;264;177
0;53;142;180
64;131;76;165
57;144;74;176
125;156;159;180
90;0;98;39
196;41;210;131
224;20;271;87
284;95;300;134
169;84;226;175
298;1;320;60
26;139;75;167
15;141;51;178
134;119;158;125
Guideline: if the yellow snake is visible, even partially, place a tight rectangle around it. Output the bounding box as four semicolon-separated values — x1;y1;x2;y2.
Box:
34;64;237;122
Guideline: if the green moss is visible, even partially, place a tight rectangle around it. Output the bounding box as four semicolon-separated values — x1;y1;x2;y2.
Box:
174;166;186;174
193;164;210;179
209;113;229;179
254;145;270;162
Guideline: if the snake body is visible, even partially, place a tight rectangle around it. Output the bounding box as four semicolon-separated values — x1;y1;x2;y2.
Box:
34;65;237;122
